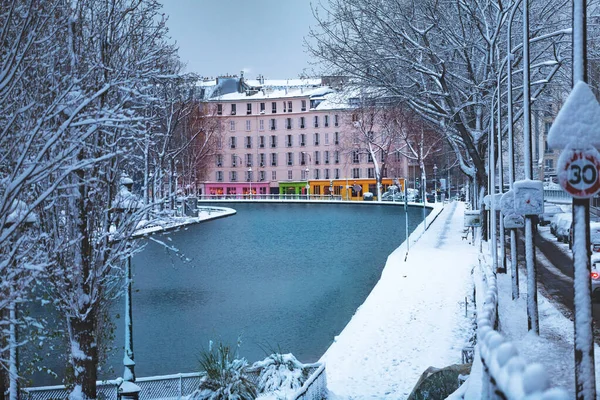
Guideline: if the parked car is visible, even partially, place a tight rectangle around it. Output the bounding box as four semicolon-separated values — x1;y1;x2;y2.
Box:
550;212;570;236
592;254;600;301
556;214;573;243
569;220;600;251
381;186;404;202
539;204;564;226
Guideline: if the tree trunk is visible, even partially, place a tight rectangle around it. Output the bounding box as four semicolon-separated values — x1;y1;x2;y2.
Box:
68;315;98;400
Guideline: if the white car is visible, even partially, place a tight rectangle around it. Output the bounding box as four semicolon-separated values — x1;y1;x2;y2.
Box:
539;204;564;226
550;212;571;237
592;254;600;301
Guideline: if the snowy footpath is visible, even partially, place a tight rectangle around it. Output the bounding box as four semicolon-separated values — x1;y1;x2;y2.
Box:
322;201;478;399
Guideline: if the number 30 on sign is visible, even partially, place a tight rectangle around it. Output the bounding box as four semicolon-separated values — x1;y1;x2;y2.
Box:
558;148;600;198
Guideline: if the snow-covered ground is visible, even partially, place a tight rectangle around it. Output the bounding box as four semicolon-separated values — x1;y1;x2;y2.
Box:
322;200;600;399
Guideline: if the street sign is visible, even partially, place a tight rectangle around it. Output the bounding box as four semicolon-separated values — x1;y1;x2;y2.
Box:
504;213;525;229
464;210;482;227
513;180;544;216
557;147;600;198
500;190;516;216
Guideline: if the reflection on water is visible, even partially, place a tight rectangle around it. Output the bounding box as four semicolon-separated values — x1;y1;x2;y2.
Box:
27;202;429;385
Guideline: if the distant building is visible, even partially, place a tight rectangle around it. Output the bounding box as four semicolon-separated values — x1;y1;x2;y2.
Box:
195;73;409;199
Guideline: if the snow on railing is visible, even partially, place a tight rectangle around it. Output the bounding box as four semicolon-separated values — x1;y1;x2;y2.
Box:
290;363;327;400
476;255;569;399
543;189;572;203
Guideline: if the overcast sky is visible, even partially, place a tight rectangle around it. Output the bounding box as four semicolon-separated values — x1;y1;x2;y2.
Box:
159;1;321;80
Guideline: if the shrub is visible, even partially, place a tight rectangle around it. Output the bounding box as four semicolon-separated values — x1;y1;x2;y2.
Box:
252;353;307;395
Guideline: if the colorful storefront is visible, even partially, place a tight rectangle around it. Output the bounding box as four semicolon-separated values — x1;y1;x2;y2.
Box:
308;178;402;201
203;182;271;198
278;181;310;196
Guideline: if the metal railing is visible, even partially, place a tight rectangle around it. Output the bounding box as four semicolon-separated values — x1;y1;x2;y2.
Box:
476;254;569;399
20;364;326;400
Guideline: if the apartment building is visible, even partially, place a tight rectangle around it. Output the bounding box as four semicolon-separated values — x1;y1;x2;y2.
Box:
198;74;408;198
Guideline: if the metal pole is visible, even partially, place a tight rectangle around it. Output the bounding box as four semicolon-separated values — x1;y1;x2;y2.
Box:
9;293;17;400
124;255;136;382
522;0;539;334
490;93;498;272
497;77;507;274
507;0;521;299
572;0;595;397
404;182;409;261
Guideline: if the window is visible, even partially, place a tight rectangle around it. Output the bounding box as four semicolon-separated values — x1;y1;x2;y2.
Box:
300;152;307;165
230;137;237;149
352;133;359;145
314;133;320;146
545;140;554;154
272;102;277;113
287;152;294;165
301;100;306;111
352;168;360;179
545;159;554;170
270;119;276;130
335;168;340;179
300;117;305;128
314;116;319;128
352;151;360;164
368;167;375;178
270;135;277;148
325;169;330;179
260;103;265;113
324;115;329;127
334;132;339;145
245;136;252;148
288;170;293;180
325;132;329;145
217;104;223;115
231;154;238;167
259;171;266;181
230;171;238;181
288;101;292;112
286;118;292;130
259;120;265;131
247;103;252;115
314;151;320;165
324;151;330;164
334;151;340;164
246;169;252;182
260;153;266;167
231;104;236;115
394;151;402;162
216;137;223;150
314;169;320;179
259;135;265;148
368;153;373;163
216;154;223;167
246;154;252;167
245;120;251;131
334;114;339;127
300;134;306;146
216;171;223;182
272;171;277;180
301;169;308;180
270;153;278;167
286;134;293;147
283;101;287;113
230;121;235;131
380;151;386;163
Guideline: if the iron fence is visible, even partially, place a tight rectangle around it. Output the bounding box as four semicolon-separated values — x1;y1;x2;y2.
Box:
20;364;326;400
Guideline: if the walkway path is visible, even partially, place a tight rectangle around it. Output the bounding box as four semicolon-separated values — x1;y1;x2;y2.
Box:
322;201;479;399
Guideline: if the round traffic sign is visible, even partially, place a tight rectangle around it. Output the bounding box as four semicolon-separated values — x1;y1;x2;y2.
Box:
558;148;600;198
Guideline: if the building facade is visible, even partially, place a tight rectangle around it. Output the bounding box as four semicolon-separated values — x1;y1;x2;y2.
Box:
198;75;408;200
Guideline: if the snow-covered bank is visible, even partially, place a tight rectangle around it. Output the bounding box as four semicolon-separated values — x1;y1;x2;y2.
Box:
322;201;478;399
132;206;236;238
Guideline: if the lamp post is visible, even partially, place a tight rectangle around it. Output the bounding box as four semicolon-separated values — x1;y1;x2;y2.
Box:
433;164;438;203
248;167;253;199
302;152;312;199
112;175;140;394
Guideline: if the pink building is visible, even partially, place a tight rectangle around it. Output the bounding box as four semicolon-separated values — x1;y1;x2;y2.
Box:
198;74;409;198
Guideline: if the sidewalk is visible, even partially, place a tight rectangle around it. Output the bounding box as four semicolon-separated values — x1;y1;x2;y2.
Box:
322;201;479;399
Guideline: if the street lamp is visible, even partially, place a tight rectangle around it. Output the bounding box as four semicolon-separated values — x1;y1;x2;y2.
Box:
433;164;438;203
248;167;253;199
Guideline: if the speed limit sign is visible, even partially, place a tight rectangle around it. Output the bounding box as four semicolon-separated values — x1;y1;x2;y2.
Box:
558;148;600;198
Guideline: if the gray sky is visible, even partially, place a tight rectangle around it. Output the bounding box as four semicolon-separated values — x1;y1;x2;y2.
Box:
159;0;320;80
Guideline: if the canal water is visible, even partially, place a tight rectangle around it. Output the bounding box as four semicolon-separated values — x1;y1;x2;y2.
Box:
28;202;430;385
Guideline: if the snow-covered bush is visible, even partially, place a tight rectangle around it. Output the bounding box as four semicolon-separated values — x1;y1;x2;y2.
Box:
189;342;257;400
253;353;307;395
